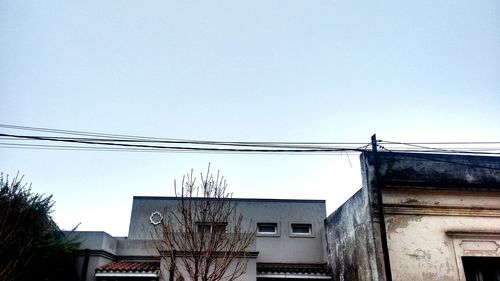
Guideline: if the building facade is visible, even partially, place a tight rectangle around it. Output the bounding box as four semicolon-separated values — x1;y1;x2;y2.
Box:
74;198;332;281
325;152;500;281
74;151;500;281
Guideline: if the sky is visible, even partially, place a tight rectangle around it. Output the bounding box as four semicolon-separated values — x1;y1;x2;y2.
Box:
1;0;499;236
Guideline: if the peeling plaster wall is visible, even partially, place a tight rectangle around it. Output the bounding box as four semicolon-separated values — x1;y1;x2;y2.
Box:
383;189;500;281
371;152;500;281
386;212;500;281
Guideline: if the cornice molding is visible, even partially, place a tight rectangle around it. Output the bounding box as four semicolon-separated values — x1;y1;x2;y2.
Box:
384;204;500;217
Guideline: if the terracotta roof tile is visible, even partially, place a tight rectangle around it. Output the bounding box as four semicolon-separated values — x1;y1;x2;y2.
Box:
96;261;159;273
257;263;332;275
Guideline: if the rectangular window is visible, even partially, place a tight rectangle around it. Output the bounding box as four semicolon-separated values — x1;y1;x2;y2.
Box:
212;223;227;233
196;223;212;233
196;222;227;233
291;223;312;235
257;223;278;235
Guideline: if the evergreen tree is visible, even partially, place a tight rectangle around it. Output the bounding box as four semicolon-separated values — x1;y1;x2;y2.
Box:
0;173;79;281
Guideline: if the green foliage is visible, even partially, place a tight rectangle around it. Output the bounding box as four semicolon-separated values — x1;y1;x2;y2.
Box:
0;173;79;281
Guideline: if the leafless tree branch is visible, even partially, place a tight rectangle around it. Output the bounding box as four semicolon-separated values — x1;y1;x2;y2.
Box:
153;165;255;281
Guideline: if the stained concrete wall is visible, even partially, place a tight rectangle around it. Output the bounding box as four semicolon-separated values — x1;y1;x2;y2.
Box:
325;152;500;281
323;150;387;281
374;152;500;190
324;188;381;281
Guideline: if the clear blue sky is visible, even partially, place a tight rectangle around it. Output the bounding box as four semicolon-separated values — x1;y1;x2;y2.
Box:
1;0;499;236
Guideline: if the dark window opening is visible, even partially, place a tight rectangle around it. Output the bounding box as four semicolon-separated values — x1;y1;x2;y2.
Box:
462;256;500;281
291;223;312;235
212;223;227;233
257;223;278;234
196;223;212;233
196;222;227;233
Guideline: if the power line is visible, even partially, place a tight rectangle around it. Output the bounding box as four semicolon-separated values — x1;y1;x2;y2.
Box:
0;135;360;150
386;150;500;171
0;133;366;153
0;143;362;155
376;144;500;171
1;124;500;156
0;123;368;146
388;141;500;145
6;123;500;145
378;140;500;156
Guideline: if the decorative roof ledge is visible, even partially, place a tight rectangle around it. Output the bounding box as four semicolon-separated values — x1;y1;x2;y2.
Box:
96;261;159;277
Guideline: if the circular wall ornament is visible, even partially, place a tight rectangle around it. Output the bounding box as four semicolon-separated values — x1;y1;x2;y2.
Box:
149;211;163;225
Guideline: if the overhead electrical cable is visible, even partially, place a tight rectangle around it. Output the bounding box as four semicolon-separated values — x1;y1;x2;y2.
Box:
0;124;368;146
378;146;500;171
0;143;363;155
378;140;500;156
0;133;366;153
1;124;500;156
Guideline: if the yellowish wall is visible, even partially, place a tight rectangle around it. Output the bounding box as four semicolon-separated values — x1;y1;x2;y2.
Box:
383;189;500;281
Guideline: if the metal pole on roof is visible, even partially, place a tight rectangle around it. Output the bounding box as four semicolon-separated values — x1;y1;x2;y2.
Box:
371;134;393;281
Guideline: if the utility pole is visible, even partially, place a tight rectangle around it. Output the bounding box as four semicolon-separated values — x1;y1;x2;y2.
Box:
371;134;392;281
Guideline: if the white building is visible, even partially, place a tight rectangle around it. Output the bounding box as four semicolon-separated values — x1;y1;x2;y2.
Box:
74;197;332;281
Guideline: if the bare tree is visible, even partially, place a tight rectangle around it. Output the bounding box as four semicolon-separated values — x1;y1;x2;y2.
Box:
153;165;256;281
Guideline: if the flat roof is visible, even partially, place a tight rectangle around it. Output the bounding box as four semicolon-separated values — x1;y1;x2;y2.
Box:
133;196;325;204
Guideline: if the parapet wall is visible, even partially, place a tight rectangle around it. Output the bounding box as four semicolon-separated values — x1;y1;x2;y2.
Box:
374;152;500;190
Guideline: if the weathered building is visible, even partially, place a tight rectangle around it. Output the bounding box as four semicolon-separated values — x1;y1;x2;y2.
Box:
325;152;500;281
73;151;500;281
73;198;332;281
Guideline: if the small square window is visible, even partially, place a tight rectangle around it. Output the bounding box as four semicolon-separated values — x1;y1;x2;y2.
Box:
257;223;278;235
291;223;312;235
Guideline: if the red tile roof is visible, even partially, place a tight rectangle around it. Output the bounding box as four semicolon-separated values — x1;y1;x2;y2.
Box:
96;261;159;273
257;263;332;275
